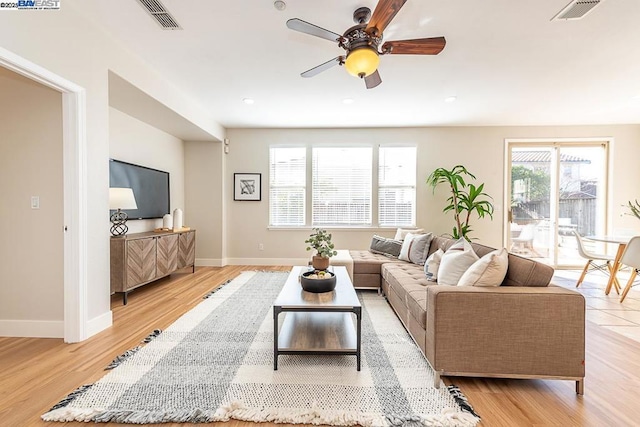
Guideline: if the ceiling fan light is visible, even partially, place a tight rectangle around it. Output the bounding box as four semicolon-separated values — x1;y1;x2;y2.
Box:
344;47;380;78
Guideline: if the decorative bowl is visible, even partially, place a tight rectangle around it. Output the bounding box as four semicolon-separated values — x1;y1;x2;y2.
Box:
300;270;337;293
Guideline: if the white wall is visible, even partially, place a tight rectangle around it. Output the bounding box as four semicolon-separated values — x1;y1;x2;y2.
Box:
223;125;640;263
109;108;184;233
0;0;223;338
184;141;225;265
0;67;64;336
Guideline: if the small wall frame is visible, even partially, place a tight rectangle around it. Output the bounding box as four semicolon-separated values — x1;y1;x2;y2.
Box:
234;173;261;201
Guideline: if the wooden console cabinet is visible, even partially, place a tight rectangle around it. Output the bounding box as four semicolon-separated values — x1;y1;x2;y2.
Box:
110;229;196;304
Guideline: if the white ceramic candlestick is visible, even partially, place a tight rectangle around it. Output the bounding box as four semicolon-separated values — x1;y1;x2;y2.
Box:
162;214;173;229
173;208;183;230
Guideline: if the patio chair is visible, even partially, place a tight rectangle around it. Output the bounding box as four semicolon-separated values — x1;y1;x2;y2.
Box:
510;223;540;256
573;231;619;292
619;236;640;302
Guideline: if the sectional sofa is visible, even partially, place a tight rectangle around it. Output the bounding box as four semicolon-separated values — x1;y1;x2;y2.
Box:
349;235;586;394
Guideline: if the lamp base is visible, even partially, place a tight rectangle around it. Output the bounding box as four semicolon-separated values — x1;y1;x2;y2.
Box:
110;209;129;236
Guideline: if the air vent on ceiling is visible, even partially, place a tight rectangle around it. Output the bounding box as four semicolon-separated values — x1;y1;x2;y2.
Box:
136;0;182;30
552;0;603;21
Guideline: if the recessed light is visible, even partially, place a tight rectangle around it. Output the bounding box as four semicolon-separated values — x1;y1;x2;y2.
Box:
342;98;354;105
242;98;255;105
273;0;286;11
444;96;457;103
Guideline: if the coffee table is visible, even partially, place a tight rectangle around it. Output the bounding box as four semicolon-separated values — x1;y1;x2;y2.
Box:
273;266;362;371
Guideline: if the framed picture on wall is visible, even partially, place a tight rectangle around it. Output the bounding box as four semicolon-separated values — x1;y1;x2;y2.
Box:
234;173;261;201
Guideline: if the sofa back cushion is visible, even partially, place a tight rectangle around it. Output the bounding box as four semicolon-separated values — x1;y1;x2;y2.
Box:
428;236;554;287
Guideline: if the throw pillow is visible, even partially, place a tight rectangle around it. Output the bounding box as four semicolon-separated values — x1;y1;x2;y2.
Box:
398;233;417;262
394;228;425;241
437;238;479;286
424;248;444;281
369;235;402;258
458;248;509;287
408;232;434;265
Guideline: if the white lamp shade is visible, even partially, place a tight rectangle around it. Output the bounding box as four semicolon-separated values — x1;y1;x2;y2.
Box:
109;187;138;210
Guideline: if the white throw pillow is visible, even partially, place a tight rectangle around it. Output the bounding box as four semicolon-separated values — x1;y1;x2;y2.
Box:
424;248;444;282
394;228;425;241
458;248;509;287
437;238;479;286
398;233;416;262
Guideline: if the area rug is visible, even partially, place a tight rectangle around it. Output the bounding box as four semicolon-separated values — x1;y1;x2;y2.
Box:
42;271;480;426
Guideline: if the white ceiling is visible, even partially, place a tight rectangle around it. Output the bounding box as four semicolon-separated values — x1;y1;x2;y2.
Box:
76;0;640;129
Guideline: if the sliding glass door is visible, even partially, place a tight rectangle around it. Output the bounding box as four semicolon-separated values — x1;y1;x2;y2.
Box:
506;141;608;268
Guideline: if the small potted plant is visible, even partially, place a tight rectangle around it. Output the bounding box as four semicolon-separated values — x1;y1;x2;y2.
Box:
305;228;338;270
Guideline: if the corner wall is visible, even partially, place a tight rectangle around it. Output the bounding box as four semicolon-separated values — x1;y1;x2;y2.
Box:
184;141;225;265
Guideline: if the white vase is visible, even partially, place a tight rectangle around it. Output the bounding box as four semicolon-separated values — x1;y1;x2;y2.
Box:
173;208;183;230
162;214;173;229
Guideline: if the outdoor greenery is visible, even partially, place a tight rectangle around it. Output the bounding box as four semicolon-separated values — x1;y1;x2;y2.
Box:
305;228;338;258
511;166;550;203
427;165;494;240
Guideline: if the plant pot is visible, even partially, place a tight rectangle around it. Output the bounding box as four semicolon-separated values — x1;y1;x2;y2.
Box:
311;255;330;270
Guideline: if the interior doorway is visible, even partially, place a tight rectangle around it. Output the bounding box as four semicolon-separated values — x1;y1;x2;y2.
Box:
0;47;87;342
505;140;609;268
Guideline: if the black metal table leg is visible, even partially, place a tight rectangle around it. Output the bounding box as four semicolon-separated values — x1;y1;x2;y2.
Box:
273;306;280;370
355;306;362;371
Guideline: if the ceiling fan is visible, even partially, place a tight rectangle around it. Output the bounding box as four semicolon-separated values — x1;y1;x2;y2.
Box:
286;0;446;89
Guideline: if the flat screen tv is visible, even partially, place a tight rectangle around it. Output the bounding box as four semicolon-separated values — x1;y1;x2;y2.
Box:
109;159;170;220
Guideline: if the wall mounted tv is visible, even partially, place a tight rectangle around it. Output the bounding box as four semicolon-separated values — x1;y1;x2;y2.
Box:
109;159;170;220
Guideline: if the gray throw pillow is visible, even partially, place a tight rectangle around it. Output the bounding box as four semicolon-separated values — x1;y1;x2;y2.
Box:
369;235;402;258
408;232;434;265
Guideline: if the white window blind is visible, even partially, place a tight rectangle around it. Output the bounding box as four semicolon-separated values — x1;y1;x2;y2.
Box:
269;147;306;226
312;147;372;226
379;146;416;227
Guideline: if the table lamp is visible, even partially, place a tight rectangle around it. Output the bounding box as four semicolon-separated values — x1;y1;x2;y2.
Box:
109;187;138;236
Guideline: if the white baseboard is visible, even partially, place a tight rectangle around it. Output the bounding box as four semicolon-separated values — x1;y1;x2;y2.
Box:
196;258;224;267
0;319;64;338
224;258;308;266
85;310;113;340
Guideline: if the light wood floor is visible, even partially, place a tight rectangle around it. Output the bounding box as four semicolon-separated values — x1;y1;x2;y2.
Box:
1;266;639;427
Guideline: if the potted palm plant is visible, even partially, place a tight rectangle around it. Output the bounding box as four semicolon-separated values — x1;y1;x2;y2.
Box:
305;228;338;270
427;165;494;240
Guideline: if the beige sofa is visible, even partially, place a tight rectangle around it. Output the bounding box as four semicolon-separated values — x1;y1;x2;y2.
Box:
350;235;586;394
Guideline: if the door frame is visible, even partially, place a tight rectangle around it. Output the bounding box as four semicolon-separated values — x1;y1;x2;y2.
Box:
504;137;612;267
0;47;88;342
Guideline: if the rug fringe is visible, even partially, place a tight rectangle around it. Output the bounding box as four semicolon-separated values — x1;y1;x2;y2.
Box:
216;401;480;427
105;329;163;370
104;346;141;370
44;384;93;412
203;279;232;299
141;329;162;343
447;385;481;420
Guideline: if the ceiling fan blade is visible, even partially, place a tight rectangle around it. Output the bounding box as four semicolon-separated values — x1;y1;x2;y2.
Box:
301;56;343;78
286;18;342;43
364;69;382;89
381;37;446;55
366;0;407;36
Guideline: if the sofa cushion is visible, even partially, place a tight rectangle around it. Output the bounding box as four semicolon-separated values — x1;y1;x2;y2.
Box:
394;228;425;241
438;238;479;287
424;248;444;282
458;248;508;287
428;236;553;287
369;235;402;258
399;232;433;265
350;250;403;275
381;262;430;328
